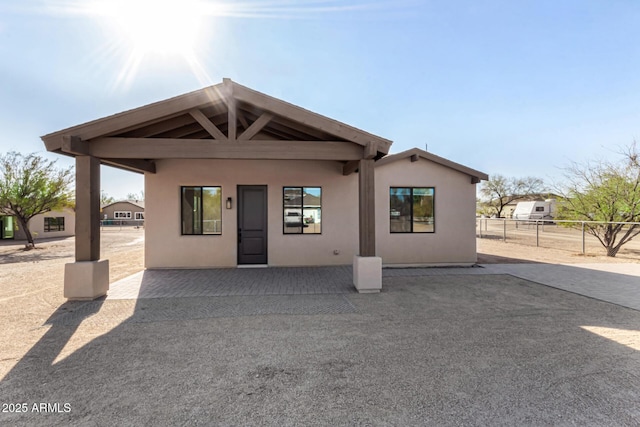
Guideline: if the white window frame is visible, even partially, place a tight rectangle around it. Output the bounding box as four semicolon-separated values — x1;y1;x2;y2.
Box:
135;212;144;220
114;211;132;219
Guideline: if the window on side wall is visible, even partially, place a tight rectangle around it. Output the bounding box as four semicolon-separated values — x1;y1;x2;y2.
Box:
283;187;322;234
44;217;65;232
181;186;222;235
114;211;132;219
135;212;144;220
389;187;435;233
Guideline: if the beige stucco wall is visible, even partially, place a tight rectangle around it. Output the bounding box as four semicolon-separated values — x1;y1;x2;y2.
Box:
14;208;76;240
145;159;359;268
375;157;478;265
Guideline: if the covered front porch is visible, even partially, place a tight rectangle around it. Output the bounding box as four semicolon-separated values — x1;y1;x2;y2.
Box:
41;79;392;300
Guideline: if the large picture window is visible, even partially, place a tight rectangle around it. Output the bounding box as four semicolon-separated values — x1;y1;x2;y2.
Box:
181;186;222;235
389;187;435;233
283;187;322;234
44;217;65;232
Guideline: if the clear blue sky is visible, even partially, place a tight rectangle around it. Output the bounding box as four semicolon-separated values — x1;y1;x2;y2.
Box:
1;0;639;199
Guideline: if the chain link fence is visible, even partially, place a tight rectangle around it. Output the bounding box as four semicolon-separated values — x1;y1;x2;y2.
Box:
477;218;640;259
100;220;145;231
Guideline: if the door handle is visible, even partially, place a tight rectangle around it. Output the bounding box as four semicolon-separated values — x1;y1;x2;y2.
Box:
238;229;242;244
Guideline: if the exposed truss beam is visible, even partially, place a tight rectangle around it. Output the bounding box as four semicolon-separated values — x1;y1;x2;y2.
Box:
62;135;89;155
239;112;274;140
364;142;377;160
101;158;156;174
237;110;249;129
233;83;392;151
88;137;363;160
189;109;227;140
342;160;360;176
226;80;237;140
118;114;195;138
158;122;205;138
45;87;227;147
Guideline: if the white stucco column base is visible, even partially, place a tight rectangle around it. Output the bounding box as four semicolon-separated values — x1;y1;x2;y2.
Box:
353;255;382;293
64;260;110;300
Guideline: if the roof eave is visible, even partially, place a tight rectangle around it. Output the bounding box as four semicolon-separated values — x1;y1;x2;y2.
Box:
377;148;488;182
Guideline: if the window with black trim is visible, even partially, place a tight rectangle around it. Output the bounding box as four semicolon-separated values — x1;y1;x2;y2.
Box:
181;186;222;235
283;187;322;234
390;187;435;233
44;217;65;232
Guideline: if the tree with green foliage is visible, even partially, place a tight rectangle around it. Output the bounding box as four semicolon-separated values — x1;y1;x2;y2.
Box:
479;174;545;217
126;190;144;201
557;143;640;257
0;152;73;248
101;190;115;206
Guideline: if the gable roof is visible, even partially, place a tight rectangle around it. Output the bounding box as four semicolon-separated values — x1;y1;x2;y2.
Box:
41;79;392;174
101;200;145;210
376;148;488;183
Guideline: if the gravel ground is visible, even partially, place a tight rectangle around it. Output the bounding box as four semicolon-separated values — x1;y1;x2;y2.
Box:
1;232;639;425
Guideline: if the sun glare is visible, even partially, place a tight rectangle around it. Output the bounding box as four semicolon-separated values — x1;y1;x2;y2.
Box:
50;0;217;89
42;0;390;89
105;0;204;56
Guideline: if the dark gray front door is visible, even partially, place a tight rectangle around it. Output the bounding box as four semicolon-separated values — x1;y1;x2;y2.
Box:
237;185;268;264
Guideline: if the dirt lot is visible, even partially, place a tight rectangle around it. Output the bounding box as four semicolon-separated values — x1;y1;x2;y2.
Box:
477;237;640;264
1;232;639;425
0;233;635;357
0;229;144;382
0;230;635;380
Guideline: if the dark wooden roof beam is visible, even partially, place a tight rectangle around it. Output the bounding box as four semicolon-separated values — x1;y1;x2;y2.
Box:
89;137;363;161
189;109;227;140
116;114;196;138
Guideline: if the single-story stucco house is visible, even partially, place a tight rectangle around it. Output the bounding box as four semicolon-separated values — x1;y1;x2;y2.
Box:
7;208;75;241
41;79;487;300
101;200;145;224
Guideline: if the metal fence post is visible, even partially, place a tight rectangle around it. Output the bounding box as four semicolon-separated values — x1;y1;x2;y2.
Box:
503;219;506;242
536;220;539;247
582;221;585;255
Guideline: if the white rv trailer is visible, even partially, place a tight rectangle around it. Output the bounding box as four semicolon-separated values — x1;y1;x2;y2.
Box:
512;199;556;220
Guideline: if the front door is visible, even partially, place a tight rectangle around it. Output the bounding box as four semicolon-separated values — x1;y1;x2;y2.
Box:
237;185;268;264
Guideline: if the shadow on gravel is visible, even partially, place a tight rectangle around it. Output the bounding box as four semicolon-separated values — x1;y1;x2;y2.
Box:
476;252;546;264
2;274;640;425
0;249;74;265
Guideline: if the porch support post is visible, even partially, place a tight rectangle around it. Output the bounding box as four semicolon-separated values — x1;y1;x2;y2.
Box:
64;155;109;300
358;158;375;256
353;147;382;293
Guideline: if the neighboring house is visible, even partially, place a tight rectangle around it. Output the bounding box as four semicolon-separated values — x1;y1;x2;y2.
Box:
41;79;487;299
13;208;75;240
101;200;145;224
0;215;15;239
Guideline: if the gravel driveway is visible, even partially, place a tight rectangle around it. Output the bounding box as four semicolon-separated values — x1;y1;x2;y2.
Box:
2;232;640;425
2;272;640;426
